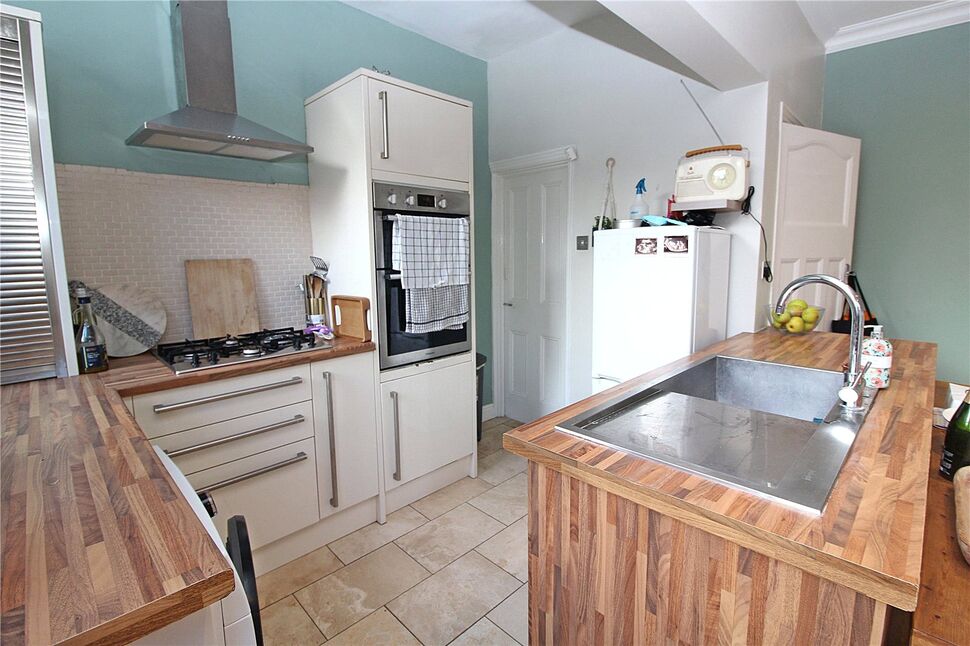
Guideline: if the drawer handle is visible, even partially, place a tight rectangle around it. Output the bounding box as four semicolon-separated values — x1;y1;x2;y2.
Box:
152;376;304;413
379;90;389;159
165;415;305;458
200;452;308;493
323;371;339;508
390;390;401;481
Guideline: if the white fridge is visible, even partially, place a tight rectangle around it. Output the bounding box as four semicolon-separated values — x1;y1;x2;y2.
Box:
591;226;731;393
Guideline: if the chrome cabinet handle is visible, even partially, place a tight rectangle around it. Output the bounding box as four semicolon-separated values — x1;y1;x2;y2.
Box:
152;376;303;413
323;371;339;508
201;452;307;493
379;90;389;159
390;391;401;481
165;415;305;458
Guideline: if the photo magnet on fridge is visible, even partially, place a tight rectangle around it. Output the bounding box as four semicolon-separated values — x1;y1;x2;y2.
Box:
664;236;688;253
635;238;657;255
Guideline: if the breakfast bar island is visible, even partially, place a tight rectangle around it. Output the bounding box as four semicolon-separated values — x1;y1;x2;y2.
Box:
504;331;936;645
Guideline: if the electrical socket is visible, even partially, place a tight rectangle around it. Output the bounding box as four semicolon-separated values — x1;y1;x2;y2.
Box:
576;235;589;251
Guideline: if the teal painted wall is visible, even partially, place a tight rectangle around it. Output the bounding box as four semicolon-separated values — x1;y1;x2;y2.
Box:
823;24;969;384
17;0;494;400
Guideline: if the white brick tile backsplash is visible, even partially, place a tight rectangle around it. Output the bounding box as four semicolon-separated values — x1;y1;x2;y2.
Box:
55;164;313;342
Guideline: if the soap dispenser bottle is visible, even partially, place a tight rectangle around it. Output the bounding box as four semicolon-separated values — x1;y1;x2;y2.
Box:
628;178;649;220
861;325;892;389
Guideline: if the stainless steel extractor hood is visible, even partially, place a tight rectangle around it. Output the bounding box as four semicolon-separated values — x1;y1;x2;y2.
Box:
126;1;312;161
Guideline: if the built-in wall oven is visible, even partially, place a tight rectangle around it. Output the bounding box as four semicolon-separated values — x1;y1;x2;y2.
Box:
373;182;471;370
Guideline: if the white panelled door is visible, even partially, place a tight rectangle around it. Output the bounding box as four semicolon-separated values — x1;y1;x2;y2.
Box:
501;166;568;423
773;123;861;330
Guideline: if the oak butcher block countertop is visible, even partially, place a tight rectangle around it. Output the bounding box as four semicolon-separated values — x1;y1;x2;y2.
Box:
1;337;375;645
504;331;936;611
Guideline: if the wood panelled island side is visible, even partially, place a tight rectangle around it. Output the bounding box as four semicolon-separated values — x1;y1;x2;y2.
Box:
504;331;936;645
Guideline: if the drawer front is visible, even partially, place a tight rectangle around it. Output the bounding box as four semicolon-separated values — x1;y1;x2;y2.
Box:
134;364;312;438
153;401;314;476
187;438;319;550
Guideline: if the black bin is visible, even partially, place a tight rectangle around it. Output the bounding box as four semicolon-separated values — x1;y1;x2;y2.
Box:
476;353;487;441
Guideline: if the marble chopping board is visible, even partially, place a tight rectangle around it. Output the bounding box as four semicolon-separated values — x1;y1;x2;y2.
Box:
70;281;167;357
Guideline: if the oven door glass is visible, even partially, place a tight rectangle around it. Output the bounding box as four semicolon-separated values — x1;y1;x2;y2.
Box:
377;270;469;369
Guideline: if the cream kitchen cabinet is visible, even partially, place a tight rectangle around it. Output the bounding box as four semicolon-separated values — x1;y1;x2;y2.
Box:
367;77;472;184
311;352;380;517
380;358;476;491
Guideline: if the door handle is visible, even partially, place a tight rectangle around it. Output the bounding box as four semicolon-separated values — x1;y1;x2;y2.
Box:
379;90;389;159
322;371;339;508
390;391;402;481
152;376;303;413
200;452;308;493
502;302;513;307
165;415;305;458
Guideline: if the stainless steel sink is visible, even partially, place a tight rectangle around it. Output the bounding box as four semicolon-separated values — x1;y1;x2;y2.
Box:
558;355;877;514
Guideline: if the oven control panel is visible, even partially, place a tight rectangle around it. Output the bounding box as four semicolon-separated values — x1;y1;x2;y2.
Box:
374;182;470;216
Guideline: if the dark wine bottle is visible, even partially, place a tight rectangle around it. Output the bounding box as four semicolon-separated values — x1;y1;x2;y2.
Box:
940;391;970;480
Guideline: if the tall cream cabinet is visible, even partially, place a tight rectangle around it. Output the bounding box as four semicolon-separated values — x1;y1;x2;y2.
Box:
305;69;478;515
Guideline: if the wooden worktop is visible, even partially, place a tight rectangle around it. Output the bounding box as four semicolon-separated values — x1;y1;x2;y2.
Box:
504;331;936;611
912;423;970;645
0;337;375;645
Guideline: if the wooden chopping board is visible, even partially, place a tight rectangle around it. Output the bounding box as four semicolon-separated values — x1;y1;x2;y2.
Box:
69;281;167;357
185;259;260;338
331;295;371;341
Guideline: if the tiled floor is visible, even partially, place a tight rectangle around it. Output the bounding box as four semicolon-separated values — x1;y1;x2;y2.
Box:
258;417;528;646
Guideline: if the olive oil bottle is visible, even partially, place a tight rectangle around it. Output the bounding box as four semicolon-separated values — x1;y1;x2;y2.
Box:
74;288;108;374
940;391;970;480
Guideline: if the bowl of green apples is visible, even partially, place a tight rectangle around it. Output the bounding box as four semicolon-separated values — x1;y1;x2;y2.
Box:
766;300;825;335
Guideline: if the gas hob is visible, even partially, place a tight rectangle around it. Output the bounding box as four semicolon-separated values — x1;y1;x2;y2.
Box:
154;327;332;374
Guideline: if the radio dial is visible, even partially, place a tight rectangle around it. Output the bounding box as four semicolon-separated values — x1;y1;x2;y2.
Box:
404;195;416;207
387;193;398;205
437;198;448;209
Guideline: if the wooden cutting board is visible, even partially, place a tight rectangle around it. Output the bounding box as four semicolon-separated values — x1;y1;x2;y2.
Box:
331;295;371;341
185;259;260;338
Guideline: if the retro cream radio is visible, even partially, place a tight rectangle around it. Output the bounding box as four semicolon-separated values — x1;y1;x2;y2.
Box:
674;144;749;204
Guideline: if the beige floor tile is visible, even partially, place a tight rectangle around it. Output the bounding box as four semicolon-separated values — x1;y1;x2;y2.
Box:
477;427;507;459
475;516;528;582
477;449;526;486
328;506;427;564
388;551;520;645
487;584;528;645
395;503;504;573
482;417;506;431
260;596;325;646
326;607;420;645
257;545;343;608
468;472;527;525
295;543;429;638
411;477;494;520
450;617;519;645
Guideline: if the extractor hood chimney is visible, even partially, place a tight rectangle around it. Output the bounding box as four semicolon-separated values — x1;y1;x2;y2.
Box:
126;0;313;161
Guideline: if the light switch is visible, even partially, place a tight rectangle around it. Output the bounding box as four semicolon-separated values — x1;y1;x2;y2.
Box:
576;235;589;251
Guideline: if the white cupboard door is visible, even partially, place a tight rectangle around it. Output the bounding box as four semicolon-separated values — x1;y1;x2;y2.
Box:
188;438;318;550
380;360;476;491
368;79;471;183
772;123;861;330
312;353;380;518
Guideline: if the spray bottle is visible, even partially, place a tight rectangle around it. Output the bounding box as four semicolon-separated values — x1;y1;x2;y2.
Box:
861;325;893;389
628;178;649;219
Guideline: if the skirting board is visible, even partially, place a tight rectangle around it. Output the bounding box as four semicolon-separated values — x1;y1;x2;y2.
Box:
482;403;497;421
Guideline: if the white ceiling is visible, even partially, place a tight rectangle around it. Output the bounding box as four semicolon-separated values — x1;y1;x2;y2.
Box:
345;0;962;61
796;0;937;43
344;0;607;60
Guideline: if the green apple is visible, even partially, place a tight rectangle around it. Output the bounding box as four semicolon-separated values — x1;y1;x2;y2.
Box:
802;307;819;324
786;316;805;333
786;298;808;317
775;311;791;325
